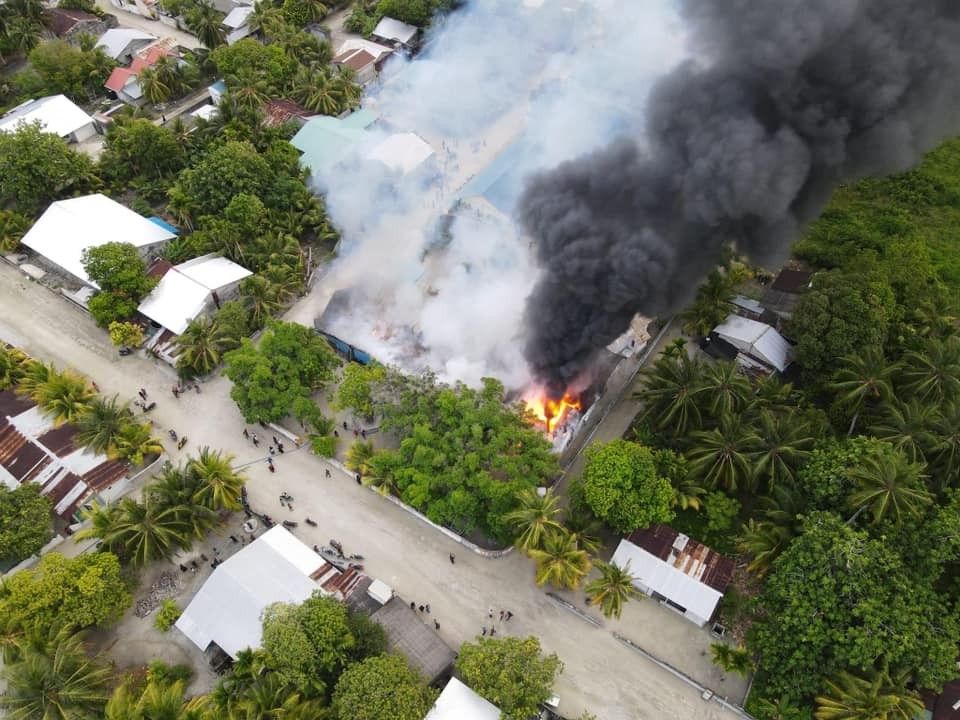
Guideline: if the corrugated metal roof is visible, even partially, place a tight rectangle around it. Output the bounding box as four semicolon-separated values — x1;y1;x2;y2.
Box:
0;95;94;138
371;597;455;684
713;314;792;372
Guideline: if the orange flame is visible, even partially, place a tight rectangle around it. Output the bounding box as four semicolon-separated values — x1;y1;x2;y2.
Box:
523;390;582;434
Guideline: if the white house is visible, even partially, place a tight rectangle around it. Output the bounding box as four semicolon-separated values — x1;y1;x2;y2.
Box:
138;254;252;335
611;525;735;627
0;95;97;144
372;16;419;49
713;314;793;373
175;526;365;659
366;132;435;175
425;678;500;720
96;28;157;63
20;195;176;287
222;5;254;44
332;37;394;84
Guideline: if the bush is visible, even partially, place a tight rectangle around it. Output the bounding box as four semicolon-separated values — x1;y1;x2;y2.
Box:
310;434;337;458
108;321;145;348
154;599;182;632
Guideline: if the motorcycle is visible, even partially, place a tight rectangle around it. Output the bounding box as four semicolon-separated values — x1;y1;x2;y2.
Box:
282;520;298;529
168;429;178;441
348;562;363;571
329;539;344;555
305;518;318;527
143;401;156;412
348;553;364;561
118;347;133;356
177;436;188;450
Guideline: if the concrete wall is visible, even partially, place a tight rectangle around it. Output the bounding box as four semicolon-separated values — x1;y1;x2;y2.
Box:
70;122;98;144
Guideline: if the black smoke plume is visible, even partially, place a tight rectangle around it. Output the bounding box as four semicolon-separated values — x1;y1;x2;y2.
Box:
520;0;960;395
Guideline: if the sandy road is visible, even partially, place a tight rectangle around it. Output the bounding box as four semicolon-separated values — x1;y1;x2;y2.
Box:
0;264;746;720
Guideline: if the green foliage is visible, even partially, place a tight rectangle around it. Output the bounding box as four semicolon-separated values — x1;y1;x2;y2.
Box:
814;665;924;720
582;440;674;534
749;512;959;702
0;123;99;217
527;529;592;589
709;643;753;677
82;242;154;299
703;491;741;536
368;371;558;543
456;636;563;720
88;291;140;327
334;362;386;418
223;321;339;422
585;560;642;619
0;209;30;252
175;315;239;378
211;39;298;92
310;433;337;457
99;119;186;186
345;611;387;663
0;484;52;567
27;39;116;102
331;654;436;720
154;599;182;632
0;552;131;636
504;487;564;552
795;437;890;510
108;321;145;349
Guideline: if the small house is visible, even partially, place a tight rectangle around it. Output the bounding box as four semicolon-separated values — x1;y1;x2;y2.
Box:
760;268;813;322
107;0;160;20
611;525;734;627
0;95;97;144
44;8;110;40
425;678;500;720
371;597;456;687
712;314;793;374
332;38;394;84
371;16;420;51
104;39;178;105
96;28;157;63
263;99;315;128
222;5;254;44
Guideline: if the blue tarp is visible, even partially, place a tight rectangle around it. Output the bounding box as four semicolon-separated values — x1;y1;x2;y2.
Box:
148;217;179;235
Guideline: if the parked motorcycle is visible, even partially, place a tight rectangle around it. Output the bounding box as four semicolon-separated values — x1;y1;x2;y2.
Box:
283;520;298;529
118;347;133;356
168;429;177;441
177;436;188;450
143;401;156;412
305;518;318;527
348;553;364;561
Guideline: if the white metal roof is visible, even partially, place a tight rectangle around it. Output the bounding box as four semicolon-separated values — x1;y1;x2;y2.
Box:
713;314;792;372
222;4;253;28
611;539;723;623
0;95;94;138
373;16;418;44
337;37;393;61
176;253;252;291
95;28;156;59
137;271;211;335
20;194;175;287
425;678;500;720
366;133;434;174
175;526;324;659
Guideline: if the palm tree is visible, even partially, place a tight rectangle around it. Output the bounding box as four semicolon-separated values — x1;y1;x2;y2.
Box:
154;55;188;99
106;676;207;720
240;275;281;328
635;350;706;437
260;263;303;305
292;66;343;116
362;452;398;496
695;360;752;421
300;0;328;22
83;496;191;566
190;446;245;511
898;336;960;404
814;665;924;720
668;474;706;511
0;210;30;253
504;487;565;552
184;0;226;48
248;1;285;38
584;560;641;619
74;395;134;455
752;410;814;489
737;518;792;576
679;269;734;338
345;440;376;475
709;643;753;677
230;673;324;720
75;501;124;553
687;414;761;492
930;400;960;490
829;348;899;435
527;529;592;590
0;628;111;720
0;344;29;389
847;449;932;525
113;421;163;465
138;67;172;106
227;70;272;111
34;370;94;425
4;17;42;56
564;511;603;555
175;316;236;378
868;399;939;465
15;359;52;400
754;694;807;720
332;66;362;109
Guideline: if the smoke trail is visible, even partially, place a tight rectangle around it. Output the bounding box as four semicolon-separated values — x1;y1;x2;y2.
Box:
520;0;960;394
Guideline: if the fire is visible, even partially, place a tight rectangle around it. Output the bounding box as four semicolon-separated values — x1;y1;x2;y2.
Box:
523;390;582;434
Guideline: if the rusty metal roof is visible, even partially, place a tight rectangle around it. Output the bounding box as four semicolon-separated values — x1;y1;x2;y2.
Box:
625;525;734;593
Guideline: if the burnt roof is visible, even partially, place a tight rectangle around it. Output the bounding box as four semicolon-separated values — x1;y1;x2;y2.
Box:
45;7;99;35
263;99;313;127
371;597;455;684
36;424;77;456
146;258;173;279
0;389;34;417
626;525;734;593
770;268;813;294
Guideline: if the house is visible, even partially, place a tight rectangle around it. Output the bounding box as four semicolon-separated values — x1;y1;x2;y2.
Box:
222;5;254;45
314;288;375;365
108;0;160;20
104;39;178;105
175;526;368;659
729;294;771;323
370;597;456;686
366;132;435;176
712;314;793;373
0;389;129;528
760;268;813;322
0;95;97;144
20;194;176;288
332;38;394;84
96;27;157;63
290;109;378;179
263;99;315;128
425;678;500;720
137;254;251;361
44;8;110;39
611;525;735;627
371;16;420;51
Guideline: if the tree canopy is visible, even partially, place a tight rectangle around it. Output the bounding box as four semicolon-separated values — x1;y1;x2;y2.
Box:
0;484;52;567
331;654;437;720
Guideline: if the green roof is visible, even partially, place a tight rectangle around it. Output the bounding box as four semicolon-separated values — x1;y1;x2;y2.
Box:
291;110;378;177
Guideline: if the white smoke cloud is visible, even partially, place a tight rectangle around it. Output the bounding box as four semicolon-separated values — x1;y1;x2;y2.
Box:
304;0;689;389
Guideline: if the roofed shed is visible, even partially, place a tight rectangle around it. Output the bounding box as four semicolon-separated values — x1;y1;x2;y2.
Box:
371;597;455;686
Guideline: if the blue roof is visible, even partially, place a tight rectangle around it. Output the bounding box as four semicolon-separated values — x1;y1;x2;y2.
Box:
209;80;226;94
457;136;542;215
290;110;379;178
148;216;179;235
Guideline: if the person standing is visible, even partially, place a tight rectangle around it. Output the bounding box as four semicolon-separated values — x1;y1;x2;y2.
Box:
449;553;456;564
243;428;250;440
434;619;440;630
252;434;260;447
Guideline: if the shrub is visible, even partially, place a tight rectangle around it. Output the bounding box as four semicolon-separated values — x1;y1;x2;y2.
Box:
154;598;182;632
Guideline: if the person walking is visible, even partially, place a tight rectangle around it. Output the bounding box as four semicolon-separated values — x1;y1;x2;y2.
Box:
269;446;275;456
243;428;249;440
499;610;505;622
333;429;339;438
481;627;487;636
342;421;348;430
449;553;455;564
410;601;416;611
434;619;440;630
505;610;513;621
355;473;362;485
490;627;496;636
252;434;259;447
418;605;425;613
277;444;284;454
488;608;494;619
272;436;279;446
325;469;331;478
425;604;430;614
360;429;367;439
172;385;180;398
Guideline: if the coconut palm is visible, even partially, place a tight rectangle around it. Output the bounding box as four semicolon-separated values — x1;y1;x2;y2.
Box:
814;665;924;720
113;421;163;465
829;347;899;435
231;672;324;720
95;495;192;566
248;1;285;37
930;400;960;489
584;560;641;619
362;452;398;497
635;350;706;437
752;410;814;489
668;473;707;511
0;344;29;389
0;627;111;720
240;276;281;328
504;487;565;552
34;370;94;425
227;69;272;111
245;232;302;272
346;440;376;475
868;399;940;465
75;501;124;553
175;316;236;378
696;360;752;420
260;263;303;305
15;360;52;400
564;511;603;555
679;269;734;338
332;66;362;109
737;518;793;577
847;449;932;525
709;643;753;677
898;336;960;404
74;395;134;455
148;464;204;507
3;17;42;55
687;414;761;492
184;0;226;48
190;446;245;511
754;694;807;720
292;66;343;115
138;67;172;106
527;529;592;590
